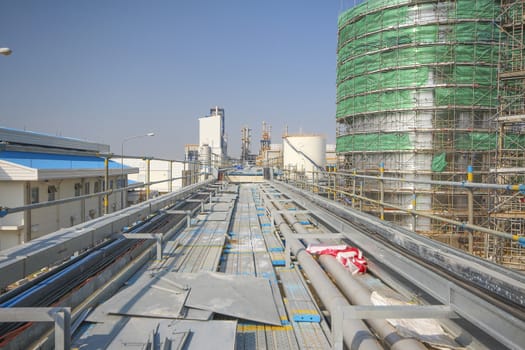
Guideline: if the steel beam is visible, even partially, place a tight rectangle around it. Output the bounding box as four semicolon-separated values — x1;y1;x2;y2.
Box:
123;233;164;261
0;307;71;350
272;181;525;350
332;305;457;350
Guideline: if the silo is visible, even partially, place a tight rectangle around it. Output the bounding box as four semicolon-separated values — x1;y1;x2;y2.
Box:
336;0;499;234
283;135;326;178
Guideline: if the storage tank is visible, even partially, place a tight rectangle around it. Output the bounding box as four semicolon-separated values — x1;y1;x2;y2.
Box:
336;0;499;233
283;135;326;178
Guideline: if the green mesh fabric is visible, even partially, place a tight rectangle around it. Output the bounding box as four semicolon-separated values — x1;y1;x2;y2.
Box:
455;132;497;150
336;0;500;152
455;132;525;151
431;152;448;172
336;133;413;152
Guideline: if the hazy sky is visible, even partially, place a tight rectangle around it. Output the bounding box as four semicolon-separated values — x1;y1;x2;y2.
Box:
0;0;351;159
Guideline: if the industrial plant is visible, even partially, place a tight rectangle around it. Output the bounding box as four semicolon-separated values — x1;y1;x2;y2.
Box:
0;1;524;349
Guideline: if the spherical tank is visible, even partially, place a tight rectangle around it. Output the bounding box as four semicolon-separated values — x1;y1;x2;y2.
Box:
283;135;326;176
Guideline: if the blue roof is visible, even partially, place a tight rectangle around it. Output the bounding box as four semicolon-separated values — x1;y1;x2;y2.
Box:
0;151;126;170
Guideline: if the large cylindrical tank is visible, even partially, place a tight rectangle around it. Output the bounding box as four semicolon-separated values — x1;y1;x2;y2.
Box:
335;0;500;233
283;135;326;178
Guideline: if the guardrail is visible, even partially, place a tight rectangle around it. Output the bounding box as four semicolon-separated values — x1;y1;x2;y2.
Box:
0;307;71;350
0;179;215;290
278;167;525;266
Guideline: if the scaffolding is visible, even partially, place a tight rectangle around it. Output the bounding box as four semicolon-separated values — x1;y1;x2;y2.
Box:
336;1;501;252
490;0;525;268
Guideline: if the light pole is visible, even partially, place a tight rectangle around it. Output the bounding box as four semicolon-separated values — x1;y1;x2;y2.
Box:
0;48;12;56
121;132;155;209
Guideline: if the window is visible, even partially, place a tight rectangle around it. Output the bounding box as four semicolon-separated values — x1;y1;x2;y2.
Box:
110;180;114;190
94;181;100;193
84;182;90;195
74;183;82;197
31;187;39;204
48;185;57;201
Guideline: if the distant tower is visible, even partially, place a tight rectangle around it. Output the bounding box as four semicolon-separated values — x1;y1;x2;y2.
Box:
198;106;227;165
241;126;251;164
260;121;271;152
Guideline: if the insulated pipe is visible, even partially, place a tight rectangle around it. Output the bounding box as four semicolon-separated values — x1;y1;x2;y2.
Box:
262;191;382;350
335;171;525;192
319;256;427;350
267;189;426;350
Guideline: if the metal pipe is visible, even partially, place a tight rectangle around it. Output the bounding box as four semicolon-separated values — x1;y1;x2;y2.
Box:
263;191;382;350
379;163;385;220
267;188;425;350
335;170;525;193
467;165;474;253
168;161;173;193
104;157;109;215
319;256;427;350
0;180;167;217
329;186;525;246
145;158;151;200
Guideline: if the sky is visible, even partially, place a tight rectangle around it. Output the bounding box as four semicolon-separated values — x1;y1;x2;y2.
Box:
0;0;353;160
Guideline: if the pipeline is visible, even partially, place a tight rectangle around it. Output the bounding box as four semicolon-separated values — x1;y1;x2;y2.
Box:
319;257;426;350
263;187;426;350
260;188;382;350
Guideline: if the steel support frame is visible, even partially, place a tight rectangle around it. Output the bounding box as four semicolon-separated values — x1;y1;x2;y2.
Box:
272;181;525;350
123;233;164;261
166;210;193;227
0;307;71;350
332;304;458;350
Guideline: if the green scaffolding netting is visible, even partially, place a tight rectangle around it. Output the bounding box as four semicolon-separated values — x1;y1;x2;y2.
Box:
337;45;498;84
336;86;496;117
454;0;500;18
337;131;525;153
431;152;448;172
337;67;430;100
338;0;499;29
455;132;525;151
337;90;415;117
434;87;497;107
336;133;413;152
336;0;499;120
338;22;497;64
337;66;497;102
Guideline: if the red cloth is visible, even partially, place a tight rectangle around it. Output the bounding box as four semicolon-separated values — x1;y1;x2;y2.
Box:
306;245;367;274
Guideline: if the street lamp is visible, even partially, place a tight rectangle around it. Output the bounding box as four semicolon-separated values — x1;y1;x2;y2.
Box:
121;132;155;209
0;48;12;56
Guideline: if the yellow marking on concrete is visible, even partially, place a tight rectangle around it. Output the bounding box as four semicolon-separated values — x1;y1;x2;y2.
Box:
292;309;319;315
240;325;294;332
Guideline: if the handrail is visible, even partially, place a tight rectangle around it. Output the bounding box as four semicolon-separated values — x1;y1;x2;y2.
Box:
279;168;525;248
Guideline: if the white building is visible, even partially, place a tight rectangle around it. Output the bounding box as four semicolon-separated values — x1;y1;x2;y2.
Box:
0;128;138;251
198;106;227;166
122;158;186;201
